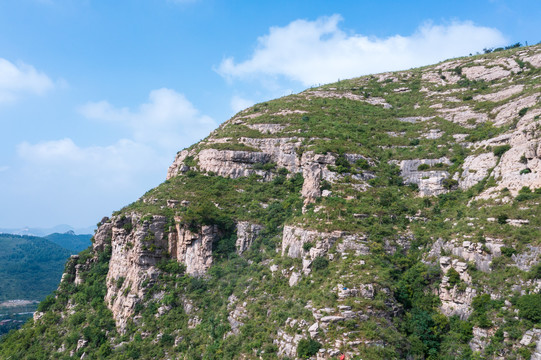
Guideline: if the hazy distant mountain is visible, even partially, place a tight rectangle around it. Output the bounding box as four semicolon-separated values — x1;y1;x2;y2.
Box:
44;231;93;252
0;224;95;237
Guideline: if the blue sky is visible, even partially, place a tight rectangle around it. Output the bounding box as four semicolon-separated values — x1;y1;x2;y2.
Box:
0;0;539;229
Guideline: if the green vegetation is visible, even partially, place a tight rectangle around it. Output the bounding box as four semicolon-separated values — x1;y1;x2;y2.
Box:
0;234;73;301
44;232;92;252
2;42;541;360
297;338;321;358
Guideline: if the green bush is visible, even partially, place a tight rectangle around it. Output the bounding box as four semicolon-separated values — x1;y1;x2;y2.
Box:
500;247;516;257
516;294;541;322
297;338;321;358
519;168;531;175
302;242;314;252
447;268;461;287
493;145;511;157
518;107;529;117
417;164;430;171
311;256;329;271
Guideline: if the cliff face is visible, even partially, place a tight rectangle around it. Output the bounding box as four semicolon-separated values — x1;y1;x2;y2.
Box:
3;45;541;360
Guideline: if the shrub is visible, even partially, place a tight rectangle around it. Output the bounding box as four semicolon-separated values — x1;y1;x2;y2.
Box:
500;247;516;257
312;257;329;271
302;242;314;252
410;138;420;146
417;164;430;171
497;214;508;224
528;263;541;279
442;178;458;190
520;168;531;175
297;338;321;358
493;145;511;157
447;268;461;287
516;294;541;322
518;107;529;117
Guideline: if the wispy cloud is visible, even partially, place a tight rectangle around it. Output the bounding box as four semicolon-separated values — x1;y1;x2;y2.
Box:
15;89;217;220
217;15;507;86
0;58;55;103
79;88;217;152
230;95;255;114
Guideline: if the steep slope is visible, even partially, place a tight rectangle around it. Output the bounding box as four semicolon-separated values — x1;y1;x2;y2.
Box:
1;45;541;360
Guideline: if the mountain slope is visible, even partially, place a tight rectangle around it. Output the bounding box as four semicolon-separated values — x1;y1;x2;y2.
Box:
1;45;541;360
0;234;73;301
45;231;93;252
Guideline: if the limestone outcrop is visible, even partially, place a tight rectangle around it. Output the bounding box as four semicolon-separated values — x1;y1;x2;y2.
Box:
395;157;452;196
235;221;263;254
98;214;222;331
457;153;498;190
169;221;219;277
104;214;169;332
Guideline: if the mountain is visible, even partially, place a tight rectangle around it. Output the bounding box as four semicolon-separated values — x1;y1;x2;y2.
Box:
1;44;541;359
45;231;93;253
0;224;96;237
0;234;73;302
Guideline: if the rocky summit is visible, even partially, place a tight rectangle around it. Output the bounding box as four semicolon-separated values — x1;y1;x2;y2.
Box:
1;45;541;360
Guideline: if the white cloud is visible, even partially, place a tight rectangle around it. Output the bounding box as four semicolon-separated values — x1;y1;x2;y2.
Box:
217;15;507;86
9;89;217;227
17;138;159;186
79;88;217;152
230;95;255;114
0;58;54;103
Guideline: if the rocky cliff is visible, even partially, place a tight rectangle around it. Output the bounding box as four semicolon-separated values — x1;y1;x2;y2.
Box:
2;44;541;360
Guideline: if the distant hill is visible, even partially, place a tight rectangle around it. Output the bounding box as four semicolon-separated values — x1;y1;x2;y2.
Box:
44;231;92;252
0;224;96;237
0;234;72;302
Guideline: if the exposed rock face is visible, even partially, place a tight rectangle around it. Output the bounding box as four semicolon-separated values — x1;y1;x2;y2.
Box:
438;257;476;319
105;214;170;332
240;137;302;173
469;327;492;353
245;123;287;134
300;151;336;204
166;149;192;180
282;225;368;276
165;135;372;205
492;94;539;126
458;153;498;190
92;220;113;253
99;214;222;331
170;221;220;277
282;226;367;260
521;329;541;360
274;329;304;358
476;129;541;198
395;157;451;196
226;295;248;336
474;84;524;102
444;238;503;272
197;149;272;179
511;245;541;271
235;221;263;254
